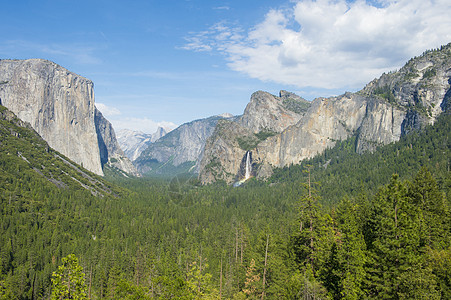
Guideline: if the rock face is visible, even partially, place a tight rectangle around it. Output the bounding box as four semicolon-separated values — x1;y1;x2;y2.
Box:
94;109;140;176
0;59;137;176
199;91;310;184
238;91;308;133
134;114;234;175
199;43;451;184
116;127;167;161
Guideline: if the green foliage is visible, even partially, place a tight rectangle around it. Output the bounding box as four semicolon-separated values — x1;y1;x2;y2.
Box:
51;254;87;300
270;112;450;206
237;130;277;150
254;130;277;141
236;135;259;151
0;104;449;299
282;98;311;114
374;85;396;103
423;67;437;79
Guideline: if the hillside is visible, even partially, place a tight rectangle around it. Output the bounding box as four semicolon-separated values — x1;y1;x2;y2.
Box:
0;104;449;299
0;105;129;298
0;105;124;198
268;111;450;205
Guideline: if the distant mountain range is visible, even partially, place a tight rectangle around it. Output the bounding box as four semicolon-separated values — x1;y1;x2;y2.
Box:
116;127;168;161
133;114;236;176
1;43;449;183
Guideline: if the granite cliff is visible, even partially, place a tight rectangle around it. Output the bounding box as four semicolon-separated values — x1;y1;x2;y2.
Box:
199;44;451;184
134;114;234;176
0;59;137;176
95;109;140;176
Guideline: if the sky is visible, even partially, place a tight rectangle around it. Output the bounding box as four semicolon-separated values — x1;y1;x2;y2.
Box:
1;0;450;134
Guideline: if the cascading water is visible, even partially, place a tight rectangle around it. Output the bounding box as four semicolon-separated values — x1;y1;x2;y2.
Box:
245;151;251;180
233;151;252;187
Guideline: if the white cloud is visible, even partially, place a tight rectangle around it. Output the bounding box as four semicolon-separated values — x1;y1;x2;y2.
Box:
95;103;176;134
183;0;451;90
96;103;121;117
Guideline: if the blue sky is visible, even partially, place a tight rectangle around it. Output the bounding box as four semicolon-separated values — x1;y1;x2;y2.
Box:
1;0;450;133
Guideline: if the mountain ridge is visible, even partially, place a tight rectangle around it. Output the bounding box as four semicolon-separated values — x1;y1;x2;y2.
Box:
199;43;451;184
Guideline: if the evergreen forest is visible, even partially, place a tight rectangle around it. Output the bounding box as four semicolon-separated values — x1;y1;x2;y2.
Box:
0;105;450;299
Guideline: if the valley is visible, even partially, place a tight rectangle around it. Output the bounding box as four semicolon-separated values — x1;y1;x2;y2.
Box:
0;44;450;299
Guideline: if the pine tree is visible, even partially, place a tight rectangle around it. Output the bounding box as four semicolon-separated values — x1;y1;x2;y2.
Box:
51;254;87;300
408;167;450;249
365;175;440;299
334;198;367;300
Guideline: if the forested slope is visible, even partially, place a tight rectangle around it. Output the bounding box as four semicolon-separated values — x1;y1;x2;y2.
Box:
270;112;450;206
0;104;449;299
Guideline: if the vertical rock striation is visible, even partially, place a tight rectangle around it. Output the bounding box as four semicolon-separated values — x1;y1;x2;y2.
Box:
0;59;103;175
0;59;137;176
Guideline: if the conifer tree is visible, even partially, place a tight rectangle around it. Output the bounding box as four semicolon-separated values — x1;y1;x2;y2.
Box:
366;175;440;299
51;254;87;300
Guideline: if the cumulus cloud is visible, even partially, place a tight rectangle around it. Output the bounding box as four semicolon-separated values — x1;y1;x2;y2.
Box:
183;0;451;89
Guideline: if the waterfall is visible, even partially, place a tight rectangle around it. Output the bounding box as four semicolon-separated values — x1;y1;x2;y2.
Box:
233;151;253;187
245;151;251;180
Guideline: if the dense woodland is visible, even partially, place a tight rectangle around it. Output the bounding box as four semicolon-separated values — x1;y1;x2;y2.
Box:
0;106;450;299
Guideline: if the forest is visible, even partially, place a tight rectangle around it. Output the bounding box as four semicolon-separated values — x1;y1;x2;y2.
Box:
0;108;450;299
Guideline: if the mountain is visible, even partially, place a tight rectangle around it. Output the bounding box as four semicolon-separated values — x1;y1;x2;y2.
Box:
0;104;124;197
0;58;138;176
134;114;235;176
116;127;168;161
199;43;451;184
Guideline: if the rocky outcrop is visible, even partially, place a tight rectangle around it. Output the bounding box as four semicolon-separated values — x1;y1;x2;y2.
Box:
151;126;168;142
94;109;140;176
116;129;153;161
199;119;254;184
199;91;310;184
238;91;308;133
199;43;451;184
134;114;234;175
0;59;137;176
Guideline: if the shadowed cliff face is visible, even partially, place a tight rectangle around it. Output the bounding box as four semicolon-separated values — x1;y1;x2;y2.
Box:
94;108;140;177
199;44;451;184
0;59;137;177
